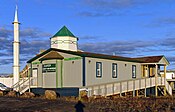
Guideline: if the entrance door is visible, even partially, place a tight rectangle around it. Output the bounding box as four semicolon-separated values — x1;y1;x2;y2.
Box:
42;63;57;88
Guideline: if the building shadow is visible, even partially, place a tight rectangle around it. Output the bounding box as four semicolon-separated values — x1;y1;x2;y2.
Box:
74;100;85;112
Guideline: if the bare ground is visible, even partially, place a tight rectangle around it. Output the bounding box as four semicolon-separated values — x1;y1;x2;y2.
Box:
0;96;175;112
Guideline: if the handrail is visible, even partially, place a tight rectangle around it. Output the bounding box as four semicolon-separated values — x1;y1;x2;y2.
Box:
80;76;172;97
165;81;172;95
11;77;37;94
11;78;29;88
12;78;30;91
81;76;163;89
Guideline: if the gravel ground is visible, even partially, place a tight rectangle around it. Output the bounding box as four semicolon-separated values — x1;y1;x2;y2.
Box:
0;96;175;112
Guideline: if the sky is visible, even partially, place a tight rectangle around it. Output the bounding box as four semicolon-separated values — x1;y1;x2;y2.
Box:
0;0;175;74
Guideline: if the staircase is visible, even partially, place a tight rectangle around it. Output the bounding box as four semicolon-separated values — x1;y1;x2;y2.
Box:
80;77;172;97
11;77;37;94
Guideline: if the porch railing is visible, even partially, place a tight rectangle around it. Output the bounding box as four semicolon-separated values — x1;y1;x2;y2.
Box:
11;77;37;94
80;76;172;97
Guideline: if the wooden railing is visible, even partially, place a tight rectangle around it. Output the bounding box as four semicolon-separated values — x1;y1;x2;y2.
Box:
80;77;172;97
11;77;37;94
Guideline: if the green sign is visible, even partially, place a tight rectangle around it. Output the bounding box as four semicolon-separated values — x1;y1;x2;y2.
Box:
42;64;56;73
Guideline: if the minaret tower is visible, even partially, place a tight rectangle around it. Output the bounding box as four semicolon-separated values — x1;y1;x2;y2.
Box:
13;6;20;85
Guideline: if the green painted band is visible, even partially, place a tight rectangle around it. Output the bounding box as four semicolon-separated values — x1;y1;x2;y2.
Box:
64;57;82;61
32;62;40;65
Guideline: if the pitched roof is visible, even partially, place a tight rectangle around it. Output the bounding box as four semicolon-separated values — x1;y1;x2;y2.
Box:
39;51;64;61
27;48;142;63
132;56;166;63
52;26;76;38
27;48;169;65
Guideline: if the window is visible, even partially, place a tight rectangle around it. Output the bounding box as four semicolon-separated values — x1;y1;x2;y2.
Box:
96;62;102;78
112;63;117;78
132;65;136;78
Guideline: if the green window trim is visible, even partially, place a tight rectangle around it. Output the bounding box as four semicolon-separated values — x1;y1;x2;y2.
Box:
96;62;102;78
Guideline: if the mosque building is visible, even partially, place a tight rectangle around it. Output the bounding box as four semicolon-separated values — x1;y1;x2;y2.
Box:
25;26;171;97
11;6;173;97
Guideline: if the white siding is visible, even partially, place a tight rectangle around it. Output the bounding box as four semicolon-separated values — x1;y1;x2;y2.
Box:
63;59;82;87
85;57;141;86
0;78;13;87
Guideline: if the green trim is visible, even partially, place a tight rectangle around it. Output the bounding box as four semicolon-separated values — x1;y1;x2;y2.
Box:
60;60;63;88
64;57;82;61
56;60;58;88
32;61;40;65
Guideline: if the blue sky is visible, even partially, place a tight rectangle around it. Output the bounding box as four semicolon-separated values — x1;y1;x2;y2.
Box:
0;0;175;74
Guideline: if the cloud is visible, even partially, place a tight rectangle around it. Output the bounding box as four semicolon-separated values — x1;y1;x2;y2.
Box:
0;52;10;57
0;58;12;65
83;0;150;10
80;35;100;40
20;27;52;39
157;18;175;25
20;40;49;56
78;0;174;17
0;27;13;38
167;56;175;63
0;26;51;66
77;11;116;17
160;37;175;48
77;0;134;17
79;40;156;56
147;17;175;27
0;37;12;50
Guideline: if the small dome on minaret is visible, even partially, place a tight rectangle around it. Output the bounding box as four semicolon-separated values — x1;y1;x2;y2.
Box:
50;26;78;51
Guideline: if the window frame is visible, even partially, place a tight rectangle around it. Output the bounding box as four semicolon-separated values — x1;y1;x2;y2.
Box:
132;65;136;78
112;63;118;78
96;62;102;78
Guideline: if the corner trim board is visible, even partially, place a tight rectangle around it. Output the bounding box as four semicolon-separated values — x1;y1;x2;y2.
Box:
61;60;63;87
56;60;58;88
82;57;86;86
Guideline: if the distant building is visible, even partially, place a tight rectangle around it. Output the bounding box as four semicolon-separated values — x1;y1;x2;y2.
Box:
160;70;175;90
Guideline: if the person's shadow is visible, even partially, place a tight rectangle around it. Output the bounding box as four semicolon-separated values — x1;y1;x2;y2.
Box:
74;100;85;112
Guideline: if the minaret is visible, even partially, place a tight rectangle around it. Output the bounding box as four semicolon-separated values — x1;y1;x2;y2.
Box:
13;6;20;85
